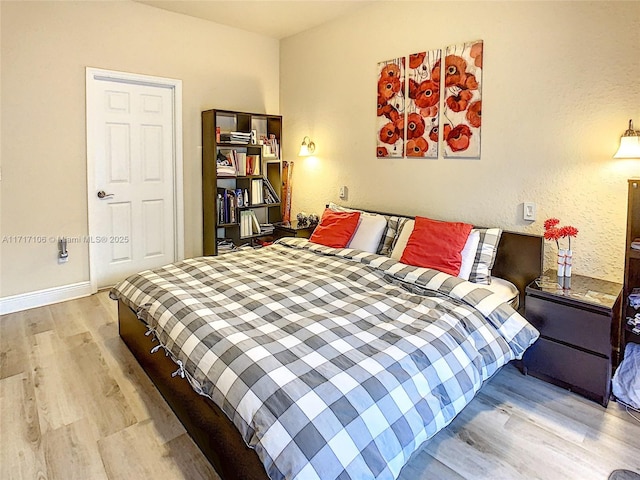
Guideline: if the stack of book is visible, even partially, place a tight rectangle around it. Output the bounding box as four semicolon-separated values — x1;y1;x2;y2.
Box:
216;151;236;177
217;150;260;177
240;210;261;238
220;131;251;144
218;189;240;224
251;179;264;205
262;177;280;204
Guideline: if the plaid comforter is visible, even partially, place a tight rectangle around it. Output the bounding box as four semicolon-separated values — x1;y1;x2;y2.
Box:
111;238;538;480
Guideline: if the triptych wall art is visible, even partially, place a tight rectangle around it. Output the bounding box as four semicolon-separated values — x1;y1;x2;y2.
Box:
376;40;483;159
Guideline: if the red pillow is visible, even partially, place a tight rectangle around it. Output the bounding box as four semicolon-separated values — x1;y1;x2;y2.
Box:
400;216;473;276
309;209;361;248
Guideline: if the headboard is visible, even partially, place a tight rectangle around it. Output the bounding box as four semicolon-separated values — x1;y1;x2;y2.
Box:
325;205;544;310
491;231;544;309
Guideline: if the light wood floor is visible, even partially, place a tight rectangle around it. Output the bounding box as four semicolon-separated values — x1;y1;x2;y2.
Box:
1;292;639;480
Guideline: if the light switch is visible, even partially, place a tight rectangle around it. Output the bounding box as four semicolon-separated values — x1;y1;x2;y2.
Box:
523;202;536;221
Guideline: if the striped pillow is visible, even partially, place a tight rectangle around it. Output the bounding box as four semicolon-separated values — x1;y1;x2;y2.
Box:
468;228;502;284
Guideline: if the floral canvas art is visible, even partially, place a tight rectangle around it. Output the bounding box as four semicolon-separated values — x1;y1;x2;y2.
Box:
406;50;441;158
376;57;405;158
442;40;483;158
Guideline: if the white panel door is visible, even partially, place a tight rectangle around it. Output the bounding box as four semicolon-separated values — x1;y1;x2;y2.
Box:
88;77;176;288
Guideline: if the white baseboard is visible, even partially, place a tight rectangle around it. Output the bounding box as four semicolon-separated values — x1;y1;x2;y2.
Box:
0;281;93;316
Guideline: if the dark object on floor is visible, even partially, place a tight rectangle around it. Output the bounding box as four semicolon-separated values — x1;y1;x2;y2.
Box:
609;470;640;480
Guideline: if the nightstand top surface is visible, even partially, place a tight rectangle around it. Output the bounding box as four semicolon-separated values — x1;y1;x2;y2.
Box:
527;270;622;310
274;221;315;231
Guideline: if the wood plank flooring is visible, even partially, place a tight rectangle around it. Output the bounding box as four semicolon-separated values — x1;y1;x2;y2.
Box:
1;292;639;480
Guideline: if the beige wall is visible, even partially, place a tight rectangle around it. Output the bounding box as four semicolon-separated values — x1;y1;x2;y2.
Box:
0;1;279;297
281;1;640;282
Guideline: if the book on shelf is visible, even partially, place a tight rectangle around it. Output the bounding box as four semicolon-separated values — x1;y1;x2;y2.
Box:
632;238;640;250
220;131;251;144
220;189;238;224
262;176;280;203
236;152;247;176
251;178;264;205
240;210;262;238
216;151;236;177
246;155;260;176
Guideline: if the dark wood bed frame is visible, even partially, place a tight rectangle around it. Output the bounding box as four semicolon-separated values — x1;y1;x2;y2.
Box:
118;230;543;480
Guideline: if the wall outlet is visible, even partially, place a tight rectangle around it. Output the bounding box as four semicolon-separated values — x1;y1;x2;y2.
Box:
523;202;536;221
339;186;348;200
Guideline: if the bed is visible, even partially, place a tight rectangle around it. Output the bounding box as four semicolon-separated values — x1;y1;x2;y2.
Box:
112;210;543;480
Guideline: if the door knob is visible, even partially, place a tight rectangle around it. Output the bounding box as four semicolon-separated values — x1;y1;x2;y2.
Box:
97;190;114;199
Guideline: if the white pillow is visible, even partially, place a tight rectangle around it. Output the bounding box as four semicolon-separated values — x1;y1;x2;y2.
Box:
390;220;415;260
348;214;387;253
390;221;480;280
458;230;481;280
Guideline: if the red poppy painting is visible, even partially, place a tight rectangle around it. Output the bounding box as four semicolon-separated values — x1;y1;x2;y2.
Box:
443;40;483;158
376;57;405;157
406;49;441;158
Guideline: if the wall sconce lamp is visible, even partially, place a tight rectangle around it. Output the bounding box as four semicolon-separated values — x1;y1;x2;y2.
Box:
614;119;640;159
298;136;316;157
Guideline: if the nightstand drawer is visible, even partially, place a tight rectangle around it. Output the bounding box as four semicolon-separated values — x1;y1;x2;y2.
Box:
526;295;611;356
523;337;611;406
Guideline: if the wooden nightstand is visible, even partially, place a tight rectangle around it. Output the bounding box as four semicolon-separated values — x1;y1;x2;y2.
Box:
273;221;316;239
522;271;622;407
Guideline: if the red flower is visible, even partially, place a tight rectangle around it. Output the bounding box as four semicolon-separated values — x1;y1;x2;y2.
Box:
544;227;561;242
380;63;401;79
560;226;579;238
429;126;439;142
464;73;478;91
432;59;441;83
406;113;426;140
394;116;405;140
377;146;389;157
413;79;439;108
445;55;468;88
466;100;482;128
406;137;429;156
470;42;483;68
378;75;401;100
544;218;560;230
409;52;426;69
378;102;399;122
379;122;400;145
543;219;578;250
446;89;473;112
446;124;472;152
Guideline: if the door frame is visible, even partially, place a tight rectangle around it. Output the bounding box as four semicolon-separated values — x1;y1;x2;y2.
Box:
86;67;184;293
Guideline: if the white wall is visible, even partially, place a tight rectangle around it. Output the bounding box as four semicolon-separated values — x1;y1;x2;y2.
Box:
0;1;279;297
280;1;640;282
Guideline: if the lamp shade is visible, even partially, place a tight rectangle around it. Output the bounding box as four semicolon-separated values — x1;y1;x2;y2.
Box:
614;135;640;159
614;119;640;159
298;136;316;157
299;143;311;156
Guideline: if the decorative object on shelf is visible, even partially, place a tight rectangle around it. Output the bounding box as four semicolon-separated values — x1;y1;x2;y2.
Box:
296;212;309;226
282;161;294;223
298;137;316;156
376;57;405;158
614;119;640;159
443;40;483;159
544;218;579;283
308;213;319;226
406;49;441;158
